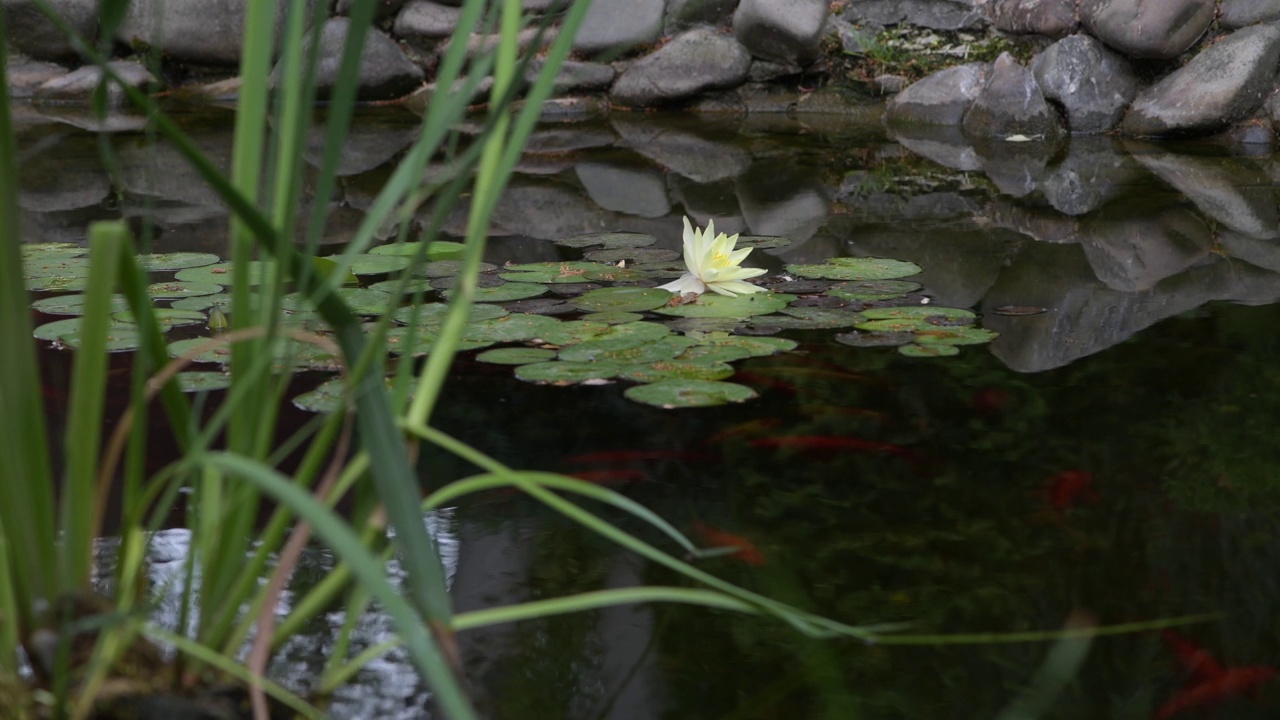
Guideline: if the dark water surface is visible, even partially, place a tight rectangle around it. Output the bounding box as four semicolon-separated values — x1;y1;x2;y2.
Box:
20;104;1280;718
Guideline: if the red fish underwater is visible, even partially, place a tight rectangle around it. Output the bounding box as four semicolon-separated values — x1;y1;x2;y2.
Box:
1156;629;1276;719
1040;470;1099;512
692;521;765;566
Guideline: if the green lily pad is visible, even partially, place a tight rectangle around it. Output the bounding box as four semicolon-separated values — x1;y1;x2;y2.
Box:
653;293;795;319
175;261;275;286
914;326;999;345
554;232;657;249
292;376;417;414
581;266;654;282
112;308;208;328
171;293;234;312
675;344;759;364
596;321;673;343
759;307;863;330
460;313;562;343
829;280;923;301
856;318;927;333
392;302;509;326
443;282;546;303
665;317;743;334
25;275;90;292
624;380;758;408
281;288;394;315
135;252;221;271
787;258;922;281
166;336;343;370
368;278;438;295
499;262;621;284
371;240;466;261
476;347;558;365
899;343;960;357
559;336;695;364
22;242;86;259
584;248;680;264
324;253;413;276
413;261;497;278
581;311;646;324
166;337;232;364
834;331;914;348
147;281;224;299
535;320;613;345
735;235;792;250
175;371;232;393
23;256;91;280
32;293;130;316
693;334;799;357
514;360;622;384
618;360;735;383
385;327;493;356
35;318;139;351
570;287;671;313
861;306;976;321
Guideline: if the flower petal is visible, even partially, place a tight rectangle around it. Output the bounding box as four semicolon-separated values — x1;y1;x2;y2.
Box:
706;279;765;296
658;272;707;296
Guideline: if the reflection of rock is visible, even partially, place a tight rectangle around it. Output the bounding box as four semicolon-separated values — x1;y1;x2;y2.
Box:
575;160;671;218
4;0;98;60
667;175;742;223
1220;229;1280;273
115;129;234;209
986;198;1079;243
1129;149;1279;239
17;134;110;212
1077;200;1213;292
970;137;1053;197
32;61;158;105
735;158;829;243
985;242;1280;372
489;178;615;240
845;222;1019;308
885;124;982;171
612;116;750;183
304;116;419;176
1038;136;1144;215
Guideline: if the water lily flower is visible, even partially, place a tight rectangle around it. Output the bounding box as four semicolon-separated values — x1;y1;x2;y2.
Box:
658;216;766;297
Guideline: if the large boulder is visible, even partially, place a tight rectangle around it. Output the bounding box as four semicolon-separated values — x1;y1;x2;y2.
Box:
393;0;460;41
840;0;987;31
2;0;98;60
988;0;1079;37
1122;23;1280;137
272;18;423;101
335;0;407;22
665;0;741;33
1219;0;1280;29
732;0;828;66
1032;34;1138;134
32;60;158;105
1081;0;1215;60
961;52;1060;140
610;27;751;107
883;62;987;125
572;0;664;56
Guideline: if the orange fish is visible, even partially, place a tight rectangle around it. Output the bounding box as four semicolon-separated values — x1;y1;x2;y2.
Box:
749;435;916;460
1156;666;1275;719
1040;470;1098;511
1161;629;1224;683
692;521;765;566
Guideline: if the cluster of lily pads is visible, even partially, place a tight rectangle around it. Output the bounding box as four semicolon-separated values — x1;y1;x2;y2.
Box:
22;231;997;409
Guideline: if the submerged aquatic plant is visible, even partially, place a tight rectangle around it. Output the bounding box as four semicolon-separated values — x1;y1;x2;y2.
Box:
658;217;766;297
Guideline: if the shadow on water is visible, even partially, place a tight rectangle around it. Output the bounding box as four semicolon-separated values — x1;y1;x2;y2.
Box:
21;104;1280;718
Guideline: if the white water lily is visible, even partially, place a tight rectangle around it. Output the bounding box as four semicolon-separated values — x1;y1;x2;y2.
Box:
657;216;766;297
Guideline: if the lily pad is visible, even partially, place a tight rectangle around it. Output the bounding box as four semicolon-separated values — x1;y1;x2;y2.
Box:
829;280;923;301
675;344;757;363
112;308;208;328
584;247;680;264
861;306;976;321
758;307;863;330
581;266;654;282
23;256;91;280
175;371;232;393
619;360;735;383
171;293;234;312
175;261;274;286
443;282;546;303
787;258;922;281
554;232;657;250
413;261;497;278
135;252;221;271
459;313;562;343
653;293;795;319
147;281;224;299
735;235;792;250
371;240;466;261
499;262;620;284
32;293;130;316
368;278;438;295
476;347;558;365
899;343;960;358
22;242;86;259
324;253;413;276
515;360;622;384
282;288;394;316
383;328;494;356
570;287;671;313
596;321;673;343
624;380;758;409
856;318;927;333
25;275;90;292
629;260;687;278
914;327;999;345
559;336;694;364
581;311;645;324
166;337;233;364
35;318;140;351
292;376;417;414
535;320;613;345
834;331;914;348
695;334;799;357
429;274;509;291
502;298;576;316
392;302;509;326
665;317;743;334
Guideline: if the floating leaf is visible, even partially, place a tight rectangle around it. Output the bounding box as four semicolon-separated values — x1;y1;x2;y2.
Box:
834;331;914;348
23;256;91;280
861;306;976;321
581;311;645;324
595;321;673;343
383;328;494;356
134;252;220;271
32;293;130;316
21;242;86;259
460;313;562;343
899;343;960;357
535;320;613;345
829;280;922;301
618;360;735;383
676;344;757;363
391;302;509;326
584;247;680;264
368;278;438;295
559;336;694;364
554;232;657;249
653;293;795;319
282;288;394;316
176;371;232;393
171;293;234;312
310;256;360;285
787;257;922;281
324;253;412;276
581;266;653;282
758;307;863;330
147;281;224;299
112;308;207;328
292;376;416;413
914;327;999;345
665;317;742;334
443;282;547;303
371;240;466;261
693;334;799;357
175;260;274;286
499;261;620;284
515;360;622;384
735;235;792;250
413;260;496;278
570;287;671;313
166;337;233;364
502;298;575;316
624;380;758;408
476;347;558;365
856;318;926;333
35;318;139;351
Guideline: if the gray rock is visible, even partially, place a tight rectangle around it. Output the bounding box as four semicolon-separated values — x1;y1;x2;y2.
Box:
883;62;987;126
118;0;313;66
336;0;406;21
1077;200;1213;292
32;60;158;105
1131;150;1279;239
961;53;1061;139
665;0;741;33
2;0;97;60
273;18;423;101
612;116;751;183
393;0;460;40
840;0;987;31
575;161;672;218
747;59;803;82
1081;0;1215;60
1219;229;1280;271
733;0;828;66
1122;23;1280;137
988;0;1078;37
610;27;751;107
1219;0;1280;29
573;0;664;56
7;61;70;98
1032;34;1138;134
1038;136;1143;215
525;59;616;94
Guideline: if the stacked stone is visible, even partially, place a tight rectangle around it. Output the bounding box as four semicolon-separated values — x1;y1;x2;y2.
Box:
886;0;1280;140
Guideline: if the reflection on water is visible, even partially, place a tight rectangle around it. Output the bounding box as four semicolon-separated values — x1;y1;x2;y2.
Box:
23;106;1280;717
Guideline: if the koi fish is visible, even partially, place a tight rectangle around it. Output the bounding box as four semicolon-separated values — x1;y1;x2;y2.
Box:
1041;470;1098;511
969;386;1011;414
1155;665;1276;719
1160;629;1223;683
563;449;706;465
749;435;916;460
692;521;765;566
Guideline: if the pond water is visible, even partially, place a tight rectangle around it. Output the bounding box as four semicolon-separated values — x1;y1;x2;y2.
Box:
20;102;1280;718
